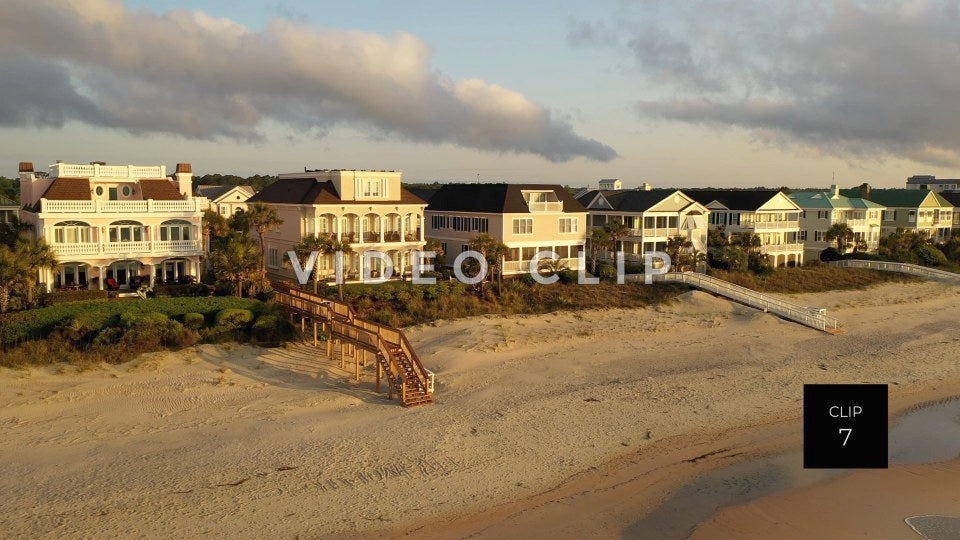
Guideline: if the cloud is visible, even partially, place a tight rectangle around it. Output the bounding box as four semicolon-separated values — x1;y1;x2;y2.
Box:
0;0;616;163
573;1;960;167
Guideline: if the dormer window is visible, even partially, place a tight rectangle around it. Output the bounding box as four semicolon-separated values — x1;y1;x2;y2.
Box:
522;190;562;212
362;179;383;197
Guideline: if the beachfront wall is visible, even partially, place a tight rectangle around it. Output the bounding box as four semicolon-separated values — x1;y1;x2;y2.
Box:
790;186;884;260
17;161;204;291
577;189;710;265
250;170;427;282
424;184;588;275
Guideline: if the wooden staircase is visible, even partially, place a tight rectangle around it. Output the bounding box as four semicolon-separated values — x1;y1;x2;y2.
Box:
271;282;434;407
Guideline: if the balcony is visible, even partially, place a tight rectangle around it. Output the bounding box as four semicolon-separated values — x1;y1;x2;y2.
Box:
527;201;563;212
837;218;868;227
39;198;207;214
761;243;804;253
51;240;202;258
53;163;166;179
751;221;800;230
503;257;581;274
642;227;680;238
342;229;423;244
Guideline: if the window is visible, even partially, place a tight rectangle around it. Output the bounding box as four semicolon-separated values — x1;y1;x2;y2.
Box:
521;247;537;260
219;206;228;216
95;186;104;196
121;185;132;197
815;231;825;242
159;220;191;242
108;187;118;201
362;179;382;197
108;220;143;243
268;248;280;268
556;245;570;258
512;218;533;235
559;217;578;233
52;221;92;243
797;230;807;241
908;210;916;223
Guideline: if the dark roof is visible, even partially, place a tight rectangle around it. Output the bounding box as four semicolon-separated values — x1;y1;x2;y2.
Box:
41;177;91;200
406;186;439;203
249;178;425;205
576;189;686;212
426;183;585;213
684;189;783;211
139;179;185;200
841;188;952;208
906;175;960;185
195;184;254;200
939;191;960;206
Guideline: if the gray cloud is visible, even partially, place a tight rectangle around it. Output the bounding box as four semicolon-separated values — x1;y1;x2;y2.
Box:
0;0;616;163
574;1;960;166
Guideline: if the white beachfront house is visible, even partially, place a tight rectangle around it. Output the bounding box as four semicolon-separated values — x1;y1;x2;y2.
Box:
424;183;588;275
18;161;206;291
790;185;885;259
575;188;710;263
250;169;428;281
687;189;805;266
195;184;256;217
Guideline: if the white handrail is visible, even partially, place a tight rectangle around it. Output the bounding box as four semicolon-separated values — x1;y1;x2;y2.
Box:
654;271;840;332
829;260;960;282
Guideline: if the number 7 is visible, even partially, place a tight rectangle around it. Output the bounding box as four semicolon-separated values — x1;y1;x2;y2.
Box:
839;428;853;446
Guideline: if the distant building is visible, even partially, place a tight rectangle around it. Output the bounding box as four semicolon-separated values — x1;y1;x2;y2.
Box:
195;184;255;216
842;187;954;240
905;175;960;192
425;183;588;275
0;194;17;224
598;179;622;190
686;189;805;266
790;185;884;259
249;169;427;281
576;189;710;264
18;161;206;290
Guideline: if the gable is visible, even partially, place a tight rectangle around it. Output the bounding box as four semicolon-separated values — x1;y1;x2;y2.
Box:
646;190;695;212
756;191;801;212
588;192;613;210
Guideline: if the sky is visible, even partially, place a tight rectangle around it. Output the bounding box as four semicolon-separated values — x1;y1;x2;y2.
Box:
1;0;959;188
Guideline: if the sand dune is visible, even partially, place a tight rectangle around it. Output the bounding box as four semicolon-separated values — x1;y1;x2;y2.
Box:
1;280;959;538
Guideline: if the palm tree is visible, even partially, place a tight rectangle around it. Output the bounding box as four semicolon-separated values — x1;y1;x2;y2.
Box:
665;235;693;271
825;223;855;253
0;217;34;247
201;209;230;275
209;233;261;297
424;237;446;267
0;244;30;312
15;235;58;306
487;241;509;295
603;219;631;257
325;236;353;301
245;203;283;277
468;233;496;293
733;232;763;254
537;256;570;283
589;227;612;274
292;233;331;293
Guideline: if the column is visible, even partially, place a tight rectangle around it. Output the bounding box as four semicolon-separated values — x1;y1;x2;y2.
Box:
99;266;105;290
358;215;365;244
335;215;341;242
419;215;424;241
399;214;406;241
149;264;156;287
379;216;385;243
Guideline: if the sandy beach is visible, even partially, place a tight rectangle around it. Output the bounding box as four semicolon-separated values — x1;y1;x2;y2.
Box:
1;280;959;538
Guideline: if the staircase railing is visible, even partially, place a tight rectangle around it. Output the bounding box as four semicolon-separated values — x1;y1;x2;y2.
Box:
829;259;960;282
654;271;840;332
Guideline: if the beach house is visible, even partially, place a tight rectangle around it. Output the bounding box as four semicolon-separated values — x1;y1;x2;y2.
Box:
18;161;206;290
842;187;954;240
424;183;588;275
248;169;427;281
938;192;960;231
575;188;710;263
905;175;960;193
686;189;805;266
195;184;255;217
0;194;17;224
790;185;885;259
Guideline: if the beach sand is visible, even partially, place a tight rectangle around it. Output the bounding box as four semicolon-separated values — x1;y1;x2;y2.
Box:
1;280;958;538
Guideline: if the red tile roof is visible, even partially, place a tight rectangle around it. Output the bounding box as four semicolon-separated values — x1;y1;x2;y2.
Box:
139;179;185;200
41;177;91;200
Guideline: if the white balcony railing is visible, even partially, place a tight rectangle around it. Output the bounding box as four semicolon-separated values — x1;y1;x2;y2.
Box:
53;163;167;179
642;228;680;238
751;221;800;229
39;198;207;214
761;243;805;253
502;257;582;274
51;240;201;258
527;201;563;212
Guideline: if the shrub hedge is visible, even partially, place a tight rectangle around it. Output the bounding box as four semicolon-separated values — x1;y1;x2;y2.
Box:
0;296;265;346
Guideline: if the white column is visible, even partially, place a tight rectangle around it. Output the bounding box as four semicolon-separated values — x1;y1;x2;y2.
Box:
419;215;425;241
149;264;156;287
358;215;365;244
399;214;406;241
99;266;105;290
379;216;385;243
335;216;341;242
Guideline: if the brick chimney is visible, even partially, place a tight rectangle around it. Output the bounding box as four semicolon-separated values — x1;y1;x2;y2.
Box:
19;162;33;173
172;163;193;198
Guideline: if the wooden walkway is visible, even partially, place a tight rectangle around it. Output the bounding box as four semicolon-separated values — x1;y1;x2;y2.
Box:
271;283;434;407
830;259;960;283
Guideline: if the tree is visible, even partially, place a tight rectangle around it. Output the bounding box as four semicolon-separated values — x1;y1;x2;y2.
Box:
707;226;729;249
588;227;612;274
603;219;631;258
326;236;353;301
201;209;230;275
0;217;33;247
15;235;57;307
487;241;509;295
732;232;762;254
825;223;855;253
665;235;693;271
245;203;283;277
209;233;261;297
292;233;332;294
468;233;497;294
0;244;29;313
424;237;446;267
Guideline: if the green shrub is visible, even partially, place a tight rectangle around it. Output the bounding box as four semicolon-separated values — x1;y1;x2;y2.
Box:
92;326;125;346
42;290;110;306
119;311;170;328
250;315;295;345
916;244;948;267
214;308;254;328
182;312;206;330
819;247;842;261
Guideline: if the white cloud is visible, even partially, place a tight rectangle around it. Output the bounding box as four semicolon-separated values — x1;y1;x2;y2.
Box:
0;0;617;162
